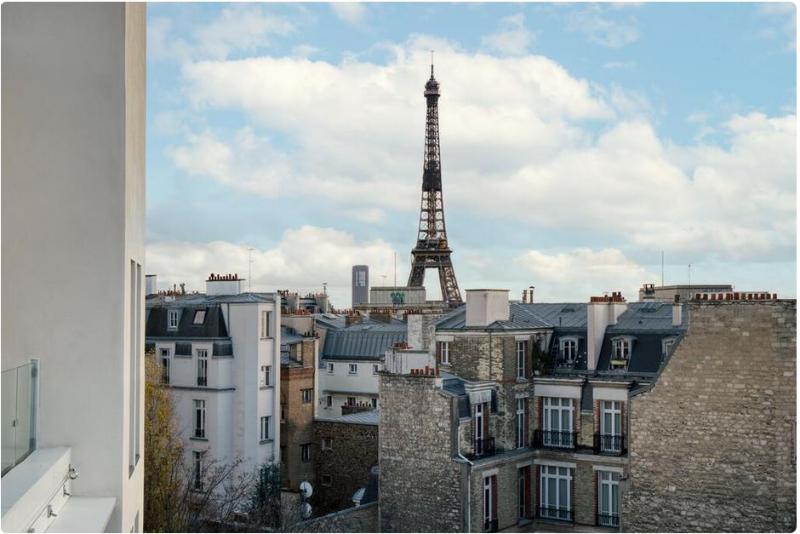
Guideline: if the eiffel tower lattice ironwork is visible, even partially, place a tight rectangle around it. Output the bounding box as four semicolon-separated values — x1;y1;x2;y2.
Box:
407;61;463;306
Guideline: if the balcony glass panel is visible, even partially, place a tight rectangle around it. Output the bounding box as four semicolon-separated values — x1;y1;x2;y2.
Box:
1;361;38;476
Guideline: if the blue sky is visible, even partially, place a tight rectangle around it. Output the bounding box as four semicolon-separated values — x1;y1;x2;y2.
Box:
146;2;796;306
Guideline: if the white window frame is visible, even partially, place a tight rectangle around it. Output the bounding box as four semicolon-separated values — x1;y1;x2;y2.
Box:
516;340;527;379
193;451;203;490
193;309;206;325
197;349;208;387
539;465;572;521
260;310;272;339
438;341;450;365
321;437;333;450
600;401;623;453
516;398;526;449
483;476;494;526
349;363;358;375
260;416;270;441
612;338;631;360
661;337;676;358
301;443;311;463
347;396;356;406
327;362;334;374
194;399;206;439
302;389;312;403
560;338;578;362
597;471;620;527
160;348;171;385
474;403;484;453
167;309;179;329
542;397;574;448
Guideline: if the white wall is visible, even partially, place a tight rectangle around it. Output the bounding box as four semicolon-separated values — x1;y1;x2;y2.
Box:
317;360;381;417
465;290;510;327
1;3;145;530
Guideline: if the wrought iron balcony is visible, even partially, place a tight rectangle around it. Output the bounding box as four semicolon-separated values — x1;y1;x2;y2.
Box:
533;429;577;450
470;437;496;459
597;513;620;528
484;518;498;532
537;506;573;522
593;433;626;456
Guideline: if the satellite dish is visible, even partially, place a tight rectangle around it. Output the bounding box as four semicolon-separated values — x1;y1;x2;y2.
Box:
301;502;312;519
299;480;313;499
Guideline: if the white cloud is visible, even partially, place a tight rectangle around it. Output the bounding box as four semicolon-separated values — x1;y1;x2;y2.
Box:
602;60;635;70
330;3;367;26
567;6;639;48
150;6;293;62
756;2;796;52
146;226;402;308
516;248;655;302
167;37;795;266
481;13;535;56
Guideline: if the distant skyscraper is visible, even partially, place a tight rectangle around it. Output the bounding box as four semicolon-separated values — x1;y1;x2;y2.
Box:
352;265;369;306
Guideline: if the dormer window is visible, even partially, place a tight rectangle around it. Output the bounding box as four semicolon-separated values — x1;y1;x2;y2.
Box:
612;338;631;360
662;337;677;358
560;338;578;362
167;309;179;329
193;310;206;325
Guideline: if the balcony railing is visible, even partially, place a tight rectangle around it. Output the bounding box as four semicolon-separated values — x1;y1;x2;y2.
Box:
1;361;39;476
597;513;620;528
594;434;626;455
537;506;573;522
483;518;498;532
533;430;577;450
471;437;496;459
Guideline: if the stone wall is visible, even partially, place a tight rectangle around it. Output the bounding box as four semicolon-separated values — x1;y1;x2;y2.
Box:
623;301;796;532
287;502;378;533
312;419;378;515
380;373;464;532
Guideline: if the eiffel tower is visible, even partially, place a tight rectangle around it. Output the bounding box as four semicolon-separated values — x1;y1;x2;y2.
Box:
407;61;463;306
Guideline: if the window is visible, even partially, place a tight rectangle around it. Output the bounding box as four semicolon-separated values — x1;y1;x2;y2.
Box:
474;403;487;454
561;338;578;362
197;349;208;387
327;362;334;374
261;365;271;387
518;466;531;520
321;437;333;450
597;471;620;527
326;395;332;408
349;363;358;375
280;405;286;422
321;474;333;486
302;389;312;403
483;475;496;531
516;398;528;448
167;309;179;329
373;364;380;375
516;340;527;379
661;337;676;358
193;451;203;490
347;396;356;406
260;311;271;339
193;310;206;325
260;416;270;441
129;261;142;474
612;338;631;360
194;400;206;439
160;348;171;385
542;397;574;448
437;341;450;365
600;401;623;453
301;443;311;463
539;465;572;521
371;398;378;409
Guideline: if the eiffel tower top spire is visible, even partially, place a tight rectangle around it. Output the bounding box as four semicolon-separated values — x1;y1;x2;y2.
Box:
422;53;442;192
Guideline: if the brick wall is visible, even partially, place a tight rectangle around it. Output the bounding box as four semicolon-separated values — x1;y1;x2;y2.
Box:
281;366;315;490
623;301;796;532
312;419;378;515
379;373;463;532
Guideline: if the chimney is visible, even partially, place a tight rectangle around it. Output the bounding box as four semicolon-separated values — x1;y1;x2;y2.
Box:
206;273;244;296
145;274;157;296
465;289;510;327
672;295;682;326
345;313;363;327
521;286;535;304
586;292;628;371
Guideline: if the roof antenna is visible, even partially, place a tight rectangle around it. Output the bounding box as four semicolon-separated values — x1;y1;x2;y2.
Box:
430;50;434;77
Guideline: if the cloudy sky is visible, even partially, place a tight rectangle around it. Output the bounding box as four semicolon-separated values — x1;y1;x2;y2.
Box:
146;2;796;307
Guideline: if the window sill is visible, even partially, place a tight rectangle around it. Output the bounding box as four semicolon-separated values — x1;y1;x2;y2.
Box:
259;439;273;444
260;337;273;341
190;436;208;442
260;385;273;390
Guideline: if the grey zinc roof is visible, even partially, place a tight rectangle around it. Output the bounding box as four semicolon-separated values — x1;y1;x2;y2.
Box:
317;410;379;425
281;327;305;345
436;302;585;330
607;301;688;333
322;319;407;361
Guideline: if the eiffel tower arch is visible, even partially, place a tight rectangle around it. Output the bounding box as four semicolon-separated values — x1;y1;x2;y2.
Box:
406;62;463;306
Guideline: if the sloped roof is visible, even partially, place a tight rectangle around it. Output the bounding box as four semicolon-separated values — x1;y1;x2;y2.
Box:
321;318;407;361
146;305;229;339
436;302;586;330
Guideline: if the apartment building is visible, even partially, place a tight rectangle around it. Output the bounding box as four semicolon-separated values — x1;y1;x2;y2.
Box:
145;275;281;485
1;3;145;532
380;289;689;532
279;326;318;491
317;317;406;417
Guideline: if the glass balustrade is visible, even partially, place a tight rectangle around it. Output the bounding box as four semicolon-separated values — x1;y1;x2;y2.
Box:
1;361;38;476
